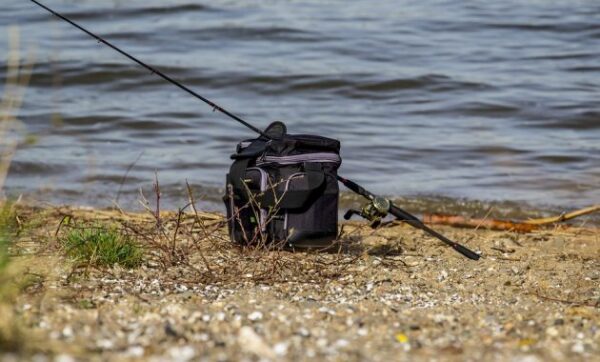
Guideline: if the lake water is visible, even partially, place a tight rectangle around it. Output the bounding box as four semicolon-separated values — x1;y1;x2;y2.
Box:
2;0;599;218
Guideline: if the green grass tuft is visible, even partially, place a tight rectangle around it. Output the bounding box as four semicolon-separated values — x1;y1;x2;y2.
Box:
62;224;143;268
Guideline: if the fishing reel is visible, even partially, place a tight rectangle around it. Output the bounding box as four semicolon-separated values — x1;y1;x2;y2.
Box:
344;196;391;228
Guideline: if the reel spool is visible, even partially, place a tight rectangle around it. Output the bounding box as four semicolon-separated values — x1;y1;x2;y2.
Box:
344;196;391;228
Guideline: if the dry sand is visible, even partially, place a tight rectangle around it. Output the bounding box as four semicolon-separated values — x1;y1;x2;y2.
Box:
2;207;598;361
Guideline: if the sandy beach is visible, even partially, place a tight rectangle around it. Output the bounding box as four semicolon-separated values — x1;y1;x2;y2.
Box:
1;206;598;361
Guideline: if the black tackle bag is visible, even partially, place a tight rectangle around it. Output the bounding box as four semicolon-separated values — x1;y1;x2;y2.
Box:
223;121;341;248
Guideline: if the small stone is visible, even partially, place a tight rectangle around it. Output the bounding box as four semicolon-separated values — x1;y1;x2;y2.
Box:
273;342;288;356
175;284;188;293
238;326;275;359
168;346;196;361
126;346;144;358
546;327;559;337
316;338;328;348
54;354;75;362
571;341;585;354
248;311;263;321
61;326;73;339
96;339;114;350
438;270;448;282
298;328;310;337
165;322;180;337
335;339;349;348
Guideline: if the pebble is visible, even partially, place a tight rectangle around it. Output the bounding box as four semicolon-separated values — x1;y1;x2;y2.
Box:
335;339;349;348
174;284;188;293
298;327;310;337
438;270;448;282
216;312;226;321
274;342;289;356
238;326;276;359
248;311;263;321
61;326;73;339
571;341;585;354
53;355;75;362
167;345;196;361
125;346;145;358
545;327;559;337
96;339;114;350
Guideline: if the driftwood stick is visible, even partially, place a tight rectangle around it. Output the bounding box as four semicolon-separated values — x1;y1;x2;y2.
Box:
423;214;539;233
423;205;599;233
524;205;600;225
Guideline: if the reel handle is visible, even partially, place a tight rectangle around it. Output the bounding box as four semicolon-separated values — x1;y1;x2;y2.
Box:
343;209;361;220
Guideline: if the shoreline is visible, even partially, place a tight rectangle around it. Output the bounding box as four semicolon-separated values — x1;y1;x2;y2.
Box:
10;189;600;227
1;205;598;360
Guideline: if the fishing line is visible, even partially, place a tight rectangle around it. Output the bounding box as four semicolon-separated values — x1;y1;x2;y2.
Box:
30;0;270;139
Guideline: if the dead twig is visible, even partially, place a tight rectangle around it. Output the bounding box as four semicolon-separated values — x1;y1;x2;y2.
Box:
153;171;161;230
524;205;600;225
115;151;144;204
530;291;597;308
423;205;600;233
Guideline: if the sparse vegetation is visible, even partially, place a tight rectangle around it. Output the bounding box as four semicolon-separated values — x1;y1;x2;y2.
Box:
0;201;24;352
61;224;143;268
0;201;18;271
0;201;19;293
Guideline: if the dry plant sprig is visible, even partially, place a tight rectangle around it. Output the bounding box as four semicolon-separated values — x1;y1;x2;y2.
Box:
529;290;598;308
138;174;361;284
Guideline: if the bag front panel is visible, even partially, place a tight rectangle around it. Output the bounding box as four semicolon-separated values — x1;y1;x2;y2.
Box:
283;171;338;247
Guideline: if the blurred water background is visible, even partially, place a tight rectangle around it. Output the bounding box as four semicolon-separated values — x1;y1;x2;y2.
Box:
1;0;599;218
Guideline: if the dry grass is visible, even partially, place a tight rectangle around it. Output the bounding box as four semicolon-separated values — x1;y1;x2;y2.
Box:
0;201;26;352
52;183;359;286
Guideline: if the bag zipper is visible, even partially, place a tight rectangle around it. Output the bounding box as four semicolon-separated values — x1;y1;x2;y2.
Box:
256;152;341;166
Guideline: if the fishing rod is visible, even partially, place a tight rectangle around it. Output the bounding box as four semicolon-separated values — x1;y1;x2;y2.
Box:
31;0;479;260
337;176;481;260
29;0;269;139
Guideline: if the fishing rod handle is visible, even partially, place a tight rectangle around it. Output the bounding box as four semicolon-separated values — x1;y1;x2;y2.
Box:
390;205;480;260
450;242;481;261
